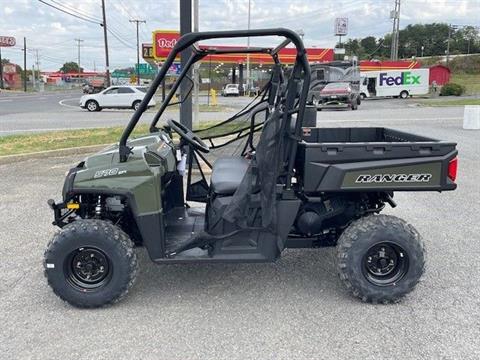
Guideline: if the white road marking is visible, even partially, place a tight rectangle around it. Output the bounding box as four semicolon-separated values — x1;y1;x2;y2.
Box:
318;116;462;123
58;98;80;109
0;126;104;134
0;99;13;103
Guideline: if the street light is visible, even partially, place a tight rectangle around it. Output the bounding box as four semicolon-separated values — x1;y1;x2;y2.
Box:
421;45;424;57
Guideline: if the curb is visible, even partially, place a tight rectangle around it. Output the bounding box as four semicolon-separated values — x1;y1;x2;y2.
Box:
0;144;110;165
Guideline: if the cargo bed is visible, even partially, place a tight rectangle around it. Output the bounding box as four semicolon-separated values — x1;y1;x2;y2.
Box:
297;127;457;192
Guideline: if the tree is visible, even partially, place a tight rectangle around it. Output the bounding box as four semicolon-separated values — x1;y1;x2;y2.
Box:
338;22;480;60
59;62;83;73
360;36;377;56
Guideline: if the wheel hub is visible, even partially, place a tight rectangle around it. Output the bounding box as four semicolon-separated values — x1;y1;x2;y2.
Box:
66;247;111;289
363;242;408;286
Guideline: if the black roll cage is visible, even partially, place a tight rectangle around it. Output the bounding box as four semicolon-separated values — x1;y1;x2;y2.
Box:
119;28;312;186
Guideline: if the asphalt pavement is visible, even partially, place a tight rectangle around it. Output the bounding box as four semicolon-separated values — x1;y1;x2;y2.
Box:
0;91;252;135
0;112;479;359
0;90;465;136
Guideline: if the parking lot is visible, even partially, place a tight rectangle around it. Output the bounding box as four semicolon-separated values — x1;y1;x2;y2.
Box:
1;102;479;359
0;90;465;135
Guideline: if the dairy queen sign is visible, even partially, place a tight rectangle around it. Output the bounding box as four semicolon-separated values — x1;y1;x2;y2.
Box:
152;30;180;60
0;36;16;47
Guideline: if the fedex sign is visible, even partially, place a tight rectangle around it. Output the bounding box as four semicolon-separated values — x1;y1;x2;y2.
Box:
379;71;421;86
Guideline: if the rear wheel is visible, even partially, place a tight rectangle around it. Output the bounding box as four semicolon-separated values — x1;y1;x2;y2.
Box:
86;100;100;112
44;219;138;308
400;90;409;99
132;100;141;111
336;215;425;304
360;93;366;100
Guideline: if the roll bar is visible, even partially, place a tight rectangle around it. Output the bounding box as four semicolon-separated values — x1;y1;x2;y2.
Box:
119;28;310;162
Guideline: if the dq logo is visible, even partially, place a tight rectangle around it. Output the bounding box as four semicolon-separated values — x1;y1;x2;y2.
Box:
156;38;177;48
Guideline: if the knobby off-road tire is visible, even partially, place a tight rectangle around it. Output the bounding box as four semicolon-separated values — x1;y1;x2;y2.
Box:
336;214;425;304
44;219;138;308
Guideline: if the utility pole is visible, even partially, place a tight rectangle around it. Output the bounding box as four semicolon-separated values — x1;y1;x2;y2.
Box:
74;38;84;80
193;0;200;125
246;0;251;91
129;19;146;85
179;0;192;130
101;0;111;87
0;46;4;90
446;24;458;67
23;37;27;92
390;0;401;60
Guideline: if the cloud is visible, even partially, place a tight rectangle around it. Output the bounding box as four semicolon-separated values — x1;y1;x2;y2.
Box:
1;0;479;71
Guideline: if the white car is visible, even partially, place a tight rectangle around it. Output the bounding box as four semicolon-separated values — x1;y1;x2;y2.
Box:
221;84;240;96
80;85;156;112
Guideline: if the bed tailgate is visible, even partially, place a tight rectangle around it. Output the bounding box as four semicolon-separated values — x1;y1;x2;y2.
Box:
298;139;458;192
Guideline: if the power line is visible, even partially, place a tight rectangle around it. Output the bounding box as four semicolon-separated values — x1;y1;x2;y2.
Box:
49;0;102;22
37;0;101;25
107;28;136;49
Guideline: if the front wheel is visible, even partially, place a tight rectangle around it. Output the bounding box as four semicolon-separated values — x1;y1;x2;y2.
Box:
44;219;138;308
86;100;100;112
336;215;425;304
400;90;409;99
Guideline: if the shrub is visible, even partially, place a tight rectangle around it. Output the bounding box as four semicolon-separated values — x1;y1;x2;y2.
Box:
440;82;466;96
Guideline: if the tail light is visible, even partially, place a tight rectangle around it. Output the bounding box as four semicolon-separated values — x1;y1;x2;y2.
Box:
448;157;458;182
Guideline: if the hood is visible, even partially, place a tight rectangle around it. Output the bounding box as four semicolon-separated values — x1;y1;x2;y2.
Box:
83;134;165;168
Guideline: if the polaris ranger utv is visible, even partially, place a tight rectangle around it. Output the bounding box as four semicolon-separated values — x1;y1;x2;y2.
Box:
44;29;458;308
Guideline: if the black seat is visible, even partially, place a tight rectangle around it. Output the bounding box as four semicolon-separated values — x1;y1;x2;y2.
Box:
210;157;249;195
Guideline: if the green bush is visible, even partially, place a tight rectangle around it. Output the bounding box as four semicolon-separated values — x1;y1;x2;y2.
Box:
440;82;466;96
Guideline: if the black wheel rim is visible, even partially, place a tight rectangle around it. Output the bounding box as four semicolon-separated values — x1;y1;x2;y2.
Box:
362;242;409;286
65;247;111;290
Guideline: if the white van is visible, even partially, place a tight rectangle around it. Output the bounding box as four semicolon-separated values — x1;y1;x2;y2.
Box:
360;69;429;99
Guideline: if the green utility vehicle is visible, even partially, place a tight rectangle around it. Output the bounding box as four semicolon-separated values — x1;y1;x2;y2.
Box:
44;29;458;308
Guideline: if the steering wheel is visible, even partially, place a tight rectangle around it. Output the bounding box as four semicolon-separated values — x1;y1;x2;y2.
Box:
167;119;210;153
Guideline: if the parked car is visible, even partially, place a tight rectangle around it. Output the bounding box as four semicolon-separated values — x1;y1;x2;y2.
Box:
316;82;360;110
221;83;240;96
79;85;156;111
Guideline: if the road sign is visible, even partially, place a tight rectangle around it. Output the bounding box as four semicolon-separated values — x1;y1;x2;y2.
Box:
334;18;348;36
0;36;16;47
112;70;129;78
3;64;16;74
152;30;180;60
136;63;156;75
168;63;181;75
142;43;154;60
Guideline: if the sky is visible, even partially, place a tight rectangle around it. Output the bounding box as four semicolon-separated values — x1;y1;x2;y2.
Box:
0;0;479;71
